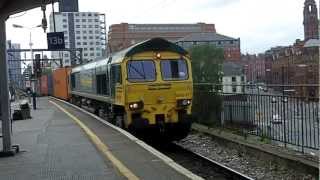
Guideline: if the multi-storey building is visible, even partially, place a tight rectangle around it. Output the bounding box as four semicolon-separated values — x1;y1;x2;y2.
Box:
49;12;107;67
264;40;319;98
222;61;246;94
108;23;216;53
176;32;241;61
240;54;265;83
6;40;23;89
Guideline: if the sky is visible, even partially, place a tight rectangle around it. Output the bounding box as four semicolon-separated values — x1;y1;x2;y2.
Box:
5;0;312;54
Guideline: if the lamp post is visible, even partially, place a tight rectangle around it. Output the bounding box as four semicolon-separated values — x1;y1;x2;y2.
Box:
12;24;41;109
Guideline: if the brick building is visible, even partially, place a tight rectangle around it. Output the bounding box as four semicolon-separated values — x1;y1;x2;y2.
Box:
265;40;319;98
176;32;241;61
240;54;265;83
108;23;216;53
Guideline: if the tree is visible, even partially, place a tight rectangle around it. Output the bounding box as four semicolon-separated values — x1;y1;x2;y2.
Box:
189;44;224;84
189;44;224;126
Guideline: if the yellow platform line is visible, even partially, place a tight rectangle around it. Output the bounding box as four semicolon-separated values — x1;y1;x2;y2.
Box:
49;100;139;180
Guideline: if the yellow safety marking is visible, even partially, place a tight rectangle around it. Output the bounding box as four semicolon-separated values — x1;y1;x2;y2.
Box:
49;100;139;180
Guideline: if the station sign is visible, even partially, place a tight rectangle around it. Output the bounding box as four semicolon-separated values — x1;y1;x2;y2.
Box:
47;32;65;50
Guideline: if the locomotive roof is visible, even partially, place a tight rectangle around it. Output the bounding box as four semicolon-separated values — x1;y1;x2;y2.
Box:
72;38;188;73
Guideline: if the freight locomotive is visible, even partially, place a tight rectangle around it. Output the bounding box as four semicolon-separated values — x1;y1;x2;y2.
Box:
44;38;193;141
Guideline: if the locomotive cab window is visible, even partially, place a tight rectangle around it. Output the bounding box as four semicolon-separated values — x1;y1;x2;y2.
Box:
111;64;122;84
127;60;156;82
161;59;188;81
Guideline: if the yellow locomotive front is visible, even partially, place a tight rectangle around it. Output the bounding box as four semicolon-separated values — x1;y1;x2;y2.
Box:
122;50;193;140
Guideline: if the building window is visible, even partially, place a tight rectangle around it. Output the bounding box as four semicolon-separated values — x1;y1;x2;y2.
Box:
64;53;69;57
232;86;237;93
83;42;87;45
90;42;94;45
76;36;81;40
88;19;92;22
88;13;92;16
64;36;68;40
232;77;236;82
63;25;67;28
76;25;80;28
89;36;93;39
89;30;93;34
83;30;87;34
82;13;86;16
96;42;100;45
95;25;99;28
77;42;81;45
218;41;221;45
96;47;100;50
76;31;80;34
95;19;99;22
95;30;100;34
96;53;100;56
90;47;94;50
84;53;88;56
90;53;94;56
82;25;87;28
230;40;234;44
63;13;67;17
88;25;93;28
84;48;88;50
241;76;245;82
82;19;86;22
96;36;100;39
94;13;98;17
83;36;87;40
62;19;67;22
75;13;79;16
75;19;80;22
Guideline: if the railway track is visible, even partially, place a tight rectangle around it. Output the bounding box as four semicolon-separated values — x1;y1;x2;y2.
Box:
153;143;254;180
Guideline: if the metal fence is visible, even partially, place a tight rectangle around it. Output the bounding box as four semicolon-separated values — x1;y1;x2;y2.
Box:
193;83;319;152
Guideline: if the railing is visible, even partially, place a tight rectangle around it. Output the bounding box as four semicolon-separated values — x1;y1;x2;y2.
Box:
193;83;319;152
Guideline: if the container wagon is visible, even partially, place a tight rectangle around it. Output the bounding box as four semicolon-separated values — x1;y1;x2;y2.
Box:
52;68;71;101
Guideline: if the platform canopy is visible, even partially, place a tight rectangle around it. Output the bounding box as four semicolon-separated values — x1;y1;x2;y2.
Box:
0;0;57;16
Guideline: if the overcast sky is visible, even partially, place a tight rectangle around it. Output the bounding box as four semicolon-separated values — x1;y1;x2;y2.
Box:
5;0;312;54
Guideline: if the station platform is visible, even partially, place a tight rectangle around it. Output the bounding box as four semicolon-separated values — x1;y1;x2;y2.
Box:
0;97;200;180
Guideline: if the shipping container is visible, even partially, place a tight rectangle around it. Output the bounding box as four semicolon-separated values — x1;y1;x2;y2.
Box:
48;73;53;96
53;68;71;100
40;75;48;96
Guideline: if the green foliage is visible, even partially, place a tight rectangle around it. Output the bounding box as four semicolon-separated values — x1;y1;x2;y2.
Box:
189;44;224;84
189;44;224;126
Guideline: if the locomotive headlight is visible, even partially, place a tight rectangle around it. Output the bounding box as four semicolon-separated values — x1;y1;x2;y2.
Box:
129;101;144;110
155;52;161;59
177;99;191;107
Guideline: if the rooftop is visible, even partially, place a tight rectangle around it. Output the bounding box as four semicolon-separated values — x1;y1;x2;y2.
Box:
176;32;238;42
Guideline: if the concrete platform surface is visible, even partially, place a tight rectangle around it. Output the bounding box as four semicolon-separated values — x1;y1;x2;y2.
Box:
0;97;196;180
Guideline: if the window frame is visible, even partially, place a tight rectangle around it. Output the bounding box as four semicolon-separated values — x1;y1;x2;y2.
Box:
160;59;189;81
126;60;157;83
